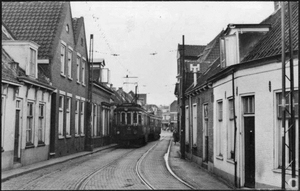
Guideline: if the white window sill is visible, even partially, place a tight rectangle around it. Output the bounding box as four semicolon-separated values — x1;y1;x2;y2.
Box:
75;134;80;137
61;73;66;78
227;159;235;164
77;81;81;84
82;84;86;87
68;77;73;81
80;134;85;137
216;155;224;161
66;135;72;138
58;135;65;139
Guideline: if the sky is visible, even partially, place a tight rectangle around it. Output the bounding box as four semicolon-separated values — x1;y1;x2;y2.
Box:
71;1;275;106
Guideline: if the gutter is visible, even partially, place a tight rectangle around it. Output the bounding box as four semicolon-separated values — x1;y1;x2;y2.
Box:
232;71;238;188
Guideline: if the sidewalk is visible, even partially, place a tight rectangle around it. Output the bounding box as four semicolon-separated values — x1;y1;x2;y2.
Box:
1;144;117;182
168;140;235;190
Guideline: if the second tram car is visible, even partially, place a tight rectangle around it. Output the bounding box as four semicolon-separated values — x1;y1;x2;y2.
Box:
113;103;161;146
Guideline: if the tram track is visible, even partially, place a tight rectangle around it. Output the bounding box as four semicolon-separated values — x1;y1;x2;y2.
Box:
75;148;136;190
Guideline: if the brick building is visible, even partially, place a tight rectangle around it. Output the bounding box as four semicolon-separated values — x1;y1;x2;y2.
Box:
2;2;90;158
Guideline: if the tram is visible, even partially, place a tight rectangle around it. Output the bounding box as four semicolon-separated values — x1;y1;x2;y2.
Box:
113;103;161;146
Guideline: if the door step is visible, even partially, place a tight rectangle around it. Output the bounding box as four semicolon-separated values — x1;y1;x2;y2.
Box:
202;162;208;169
13;162;22;169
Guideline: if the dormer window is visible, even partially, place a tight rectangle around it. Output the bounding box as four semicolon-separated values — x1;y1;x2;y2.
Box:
2;41;39;79
29;48;37;78
66;24;69;33
220;24;270;68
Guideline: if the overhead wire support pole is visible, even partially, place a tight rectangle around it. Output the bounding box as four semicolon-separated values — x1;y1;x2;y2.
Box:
287;1;296;187
281;2;286;189
86;34;94;151
180;35;186;159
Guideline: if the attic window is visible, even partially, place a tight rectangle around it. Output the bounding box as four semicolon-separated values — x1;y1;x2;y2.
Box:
66;24;69;33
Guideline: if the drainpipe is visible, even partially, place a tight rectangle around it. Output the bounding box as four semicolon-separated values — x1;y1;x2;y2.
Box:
232;71;238;188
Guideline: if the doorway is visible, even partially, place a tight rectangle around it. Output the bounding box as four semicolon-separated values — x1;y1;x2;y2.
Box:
243;96;255;188
14;99;21;163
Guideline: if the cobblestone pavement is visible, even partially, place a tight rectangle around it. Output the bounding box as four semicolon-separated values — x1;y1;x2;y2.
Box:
2;131;232;190
1;147;135;190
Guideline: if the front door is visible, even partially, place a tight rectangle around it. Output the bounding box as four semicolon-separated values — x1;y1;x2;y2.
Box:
243;96;255;188
14;100;21;163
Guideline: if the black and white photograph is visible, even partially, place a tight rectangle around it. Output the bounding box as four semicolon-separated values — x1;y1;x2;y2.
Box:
1;1;299;190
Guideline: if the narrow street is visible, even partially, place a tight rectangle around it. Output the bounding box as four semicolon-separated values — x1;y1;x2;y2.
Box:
2;132;230;190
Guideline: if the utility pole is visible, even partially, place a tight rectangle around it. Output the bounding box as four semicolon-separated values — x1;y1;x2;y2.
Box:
86;34;94;151
180;35;186;159
281;2;286;189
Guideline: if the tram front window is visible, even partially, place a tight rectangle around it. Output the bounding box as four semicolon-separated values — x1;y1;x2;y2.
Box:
138;114;142;124
127;112;131;125
133;112;137;124
121;112;126;124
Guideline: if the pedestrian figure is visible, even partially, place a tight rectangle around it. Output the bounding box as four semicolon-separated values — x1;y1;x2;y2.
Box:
173;129;179;144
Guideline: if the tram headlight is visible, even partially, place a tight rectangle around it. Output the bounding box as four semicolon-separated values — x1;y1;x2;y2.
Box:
117;131;120;134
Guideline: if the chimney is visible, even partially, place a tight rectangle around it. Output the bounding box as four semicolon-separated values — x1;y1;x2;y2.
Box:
10;61;19;75
274;1;281;11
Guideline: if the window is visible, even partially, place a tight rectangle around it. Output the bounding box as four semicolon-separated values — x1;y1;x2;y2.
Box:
61;44;66;75
185;106;189;144
229;99;234;120
276;91;299;169
218;101;223;121
96;105;101;136
243;96;255;114
67;49;72;79
77;56;81;83
59;95;64;136
217;100;223;157
38;103;45;144
192;104;197;146
93;104;97;137
66;24;69;33
277;91;299;119
102;107;110;136
26;102;34;145
220;38;226;68
127;112;132;125
133;112;137;124
227;99;234;159
82;59;86;85
75;100;79;135
1;95;5;150
121;112;126;124
224;35;238;67
80;101;84;135
29;48;36;77
81;38;84;46
138;113;142;124
66;97;71;136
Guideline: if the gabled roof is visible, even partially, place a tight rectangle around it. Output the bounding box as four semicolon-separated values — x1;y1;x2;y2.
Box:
2;2;65;59
185;30;224;94
72;17;86;46
242;1;298;62
178;44;206;57
2;48;21;85
197;30;224;64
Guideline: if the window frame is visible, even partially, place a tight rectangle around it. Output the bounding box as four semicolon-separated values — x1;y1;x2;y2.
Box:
75;100;79;136
38;103;45;144
66;96;71;137
29;48;37;78
60;42;66;76
26;101;34;146
67;47;73;80
58;94;64;138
